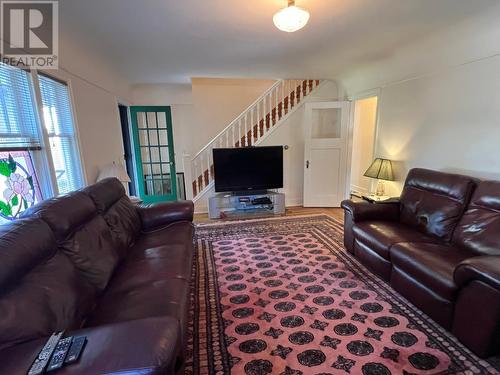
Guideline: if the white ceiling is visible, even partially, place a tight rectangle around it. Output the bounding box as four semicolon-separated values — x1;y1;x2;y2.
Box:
59;0;499;84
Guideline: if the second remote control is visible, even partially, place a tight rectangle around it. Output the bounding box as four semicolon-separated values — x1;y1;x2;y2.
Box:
46;336;73;371
64;336;86;364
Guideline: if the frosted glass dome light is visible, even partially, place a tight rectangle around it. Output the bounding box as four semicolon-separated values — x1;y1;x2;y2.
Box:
273;0;310;33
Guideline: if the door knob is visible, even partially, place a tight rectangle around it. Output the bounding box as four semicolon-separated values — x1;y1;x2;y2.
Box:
306;160;310;169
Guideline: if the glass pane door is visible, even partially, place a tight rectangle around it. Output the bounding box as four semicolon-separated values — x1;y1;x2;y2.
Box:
130;106;177;203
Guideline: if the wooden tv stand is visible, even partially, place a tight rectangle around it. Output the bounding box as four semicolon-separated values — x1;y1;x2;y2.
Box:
208;191;285;219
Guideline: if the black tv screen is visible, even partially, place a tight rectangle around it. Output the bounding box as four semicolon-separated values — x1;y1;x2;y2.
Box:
213;146;283;192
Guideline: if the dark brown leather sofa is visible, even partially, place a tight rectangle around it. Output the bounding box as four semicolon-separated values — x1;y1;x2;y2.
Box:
0;178;194;374
342;168;500;358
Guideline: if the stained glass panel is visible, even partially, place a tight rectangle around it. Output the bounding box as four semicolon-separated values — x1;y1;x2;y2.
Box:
0;151;42;223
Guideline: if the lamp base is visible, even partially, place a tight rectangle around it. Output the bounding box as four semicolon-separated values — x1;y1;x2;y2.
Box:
375;180;386;196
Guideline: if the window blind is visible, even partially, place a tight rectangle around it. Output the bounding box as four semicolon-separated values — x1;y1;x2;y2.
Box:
38;74;84;194
0;63;42;150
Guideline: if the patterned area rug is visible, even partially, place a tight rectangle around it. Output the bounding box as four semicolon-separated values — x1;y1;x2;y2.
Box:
185;215;498;375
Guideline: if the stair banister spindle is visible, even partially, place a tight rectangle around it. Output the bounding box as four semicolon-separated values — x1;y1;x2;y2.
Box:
250;106;254;142
242;118;249;147
199;154;203;189
269;91;272;129
275;86;278;123
238;118;242;147
257;100;261;139
265;93;267;124
285;80;289;114
281;81;285;119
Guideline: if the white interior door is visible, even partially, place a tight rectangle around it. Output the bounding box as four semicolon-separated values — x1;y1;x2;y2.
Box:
303;101;350;207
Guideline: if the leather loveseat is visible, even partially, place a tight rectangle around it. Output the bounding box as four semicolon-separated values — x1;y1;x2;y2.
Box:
342;168;500;358
0;178;194;374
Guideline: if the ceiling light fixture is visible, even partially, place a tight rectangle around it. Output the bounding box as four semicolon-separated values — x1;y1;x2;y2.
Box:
273;0;310;33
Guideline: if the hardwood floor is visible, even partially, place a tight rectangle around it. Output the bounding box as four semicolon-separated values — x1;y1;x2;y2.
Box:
194;206;344;223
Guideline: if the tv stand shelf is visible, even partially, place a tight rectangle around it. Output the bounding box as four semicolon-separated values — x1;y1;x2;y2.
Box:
208;191;285;219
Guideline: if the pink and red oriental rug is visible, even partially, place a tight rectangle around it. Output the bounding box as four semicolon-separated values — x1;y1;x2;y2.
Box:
185;215;498;375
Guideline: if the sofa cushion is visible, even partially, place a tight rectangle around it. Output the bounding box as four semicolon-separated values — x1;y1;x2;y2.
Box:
399;168;477;241
96;196;141;255
83;177;125;212
391;242;473;300
0;219;55;288
133;220;194;252
84;178;141;251
21;191;96;241
352;221;438;260
0;220;95;351
108;244;193;293
453;181;500;256
0;317;180;375
84;278;190;327
60;215;120;291
19;191;119;290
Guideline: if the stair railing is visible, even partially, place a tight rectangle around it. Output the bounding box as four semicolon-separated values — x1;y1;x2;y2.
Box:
190;79;321;197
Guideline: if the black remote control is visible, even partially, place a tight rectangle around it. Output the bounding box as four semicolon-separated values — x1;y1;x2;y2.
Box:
46;336;73;371
28;331;64;375
64;336;87;364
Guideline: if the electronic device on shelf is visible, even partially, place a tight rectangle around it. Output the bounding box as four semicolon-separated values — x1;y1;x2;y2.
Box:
252;197;272;205
28;331;64;375
213;146;284;193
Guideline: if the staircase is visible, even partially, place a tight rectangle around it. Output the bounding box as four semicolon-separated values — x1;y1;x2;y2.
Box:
190;79;323;200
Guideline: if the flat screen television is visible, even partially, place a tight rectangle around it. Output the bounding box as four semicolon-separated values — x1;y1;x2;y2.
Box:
213;146;283;193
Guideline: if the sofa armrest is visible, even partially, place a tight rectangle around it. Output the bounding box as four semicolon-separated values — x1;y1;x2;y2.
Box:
454;256;500;291
452;256;500;357
341;199;400;222
341;199;400;254
138;200;194;231
0;317;180;375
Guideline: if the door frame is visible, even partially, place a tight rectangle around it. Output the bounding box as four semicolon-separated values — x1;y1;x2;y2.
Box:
346;88;381;197
303;100;351;207
129;106;177;203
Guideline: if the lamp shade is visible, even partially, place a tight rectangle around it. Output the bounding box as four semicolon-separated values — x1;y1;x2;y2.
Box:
363;158;394;181
97;162;131;183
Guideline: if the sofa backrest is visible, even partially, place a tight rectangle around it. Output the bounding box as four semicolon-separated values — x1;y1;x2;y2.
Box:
0;219;96;350
453;181;500;256
22;191;120;291
83;178;141;253
399;168;477;241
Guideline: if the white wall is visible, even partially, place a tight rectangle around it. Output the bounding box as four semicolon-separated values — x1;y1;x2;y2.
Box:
47;30;132;184
339;6;500;196
374;56;500;196
191;78;276;155
131;83;194;172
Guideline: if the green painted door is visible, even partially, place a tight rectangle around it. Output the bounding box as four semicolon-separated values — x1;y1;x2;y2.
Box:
130;106;177;203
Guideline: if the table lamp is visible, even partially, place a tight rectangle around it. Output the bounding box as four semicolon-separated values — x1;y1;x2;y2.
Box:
363;158;394;200
97;162;131;183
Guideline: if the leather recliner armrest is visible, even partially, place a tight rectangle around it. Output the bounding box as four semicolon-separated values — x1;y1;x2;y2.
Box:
138;200;194;231
340;199;400;222
0;317;180;375
454;256;500;291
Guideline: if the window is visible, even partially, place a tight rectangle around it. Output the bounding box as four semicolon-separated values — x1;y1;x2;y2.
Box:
39;75;84;194
0;63;84;222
